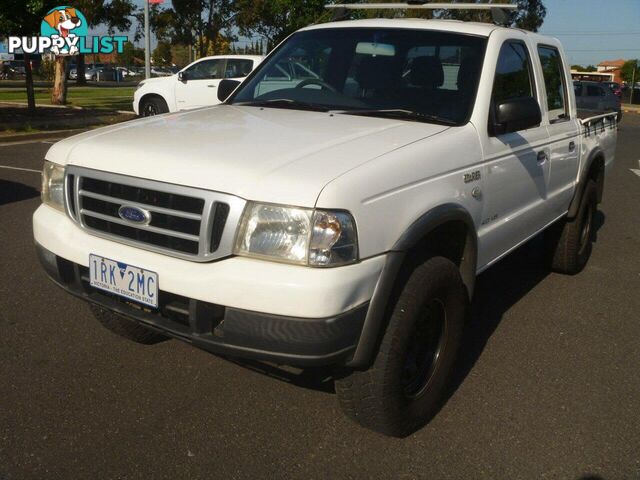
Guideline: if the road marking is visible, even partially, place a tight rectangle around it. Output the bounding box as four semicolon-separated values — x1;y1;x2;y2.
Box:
632;160;640;178
0;139;55;147
0;165;40;173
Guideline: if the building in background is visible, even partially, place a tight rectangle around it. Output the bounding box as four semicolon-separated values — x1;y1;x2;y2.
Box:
597;59;625;84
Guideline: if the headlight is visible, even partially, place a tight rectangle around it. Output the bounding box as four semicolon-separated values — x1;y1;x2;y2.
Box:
234;202;358;267
41;161;65;212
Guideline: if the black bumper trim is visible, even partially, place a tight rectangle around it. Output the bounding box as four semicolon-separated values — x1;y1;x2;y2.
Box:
36;243;368;366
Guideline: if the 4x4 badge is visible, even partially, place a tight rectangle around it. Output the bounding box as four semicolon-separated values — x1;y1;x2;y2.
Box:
464;170;481;183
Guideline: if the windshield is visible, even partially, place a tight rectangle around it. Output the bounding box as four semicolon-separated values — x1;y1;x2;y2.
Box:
229;28;487;125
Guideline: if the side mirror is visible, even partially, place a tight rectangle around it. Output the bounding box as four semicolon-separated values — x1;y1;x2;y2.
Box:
492;96;541;135
178;71;188;82
218;79;241;102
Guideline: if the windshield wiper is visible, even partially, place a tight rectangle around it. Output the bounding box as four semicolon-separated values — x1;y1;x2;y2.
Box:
233;99;331;112
332;109;457;126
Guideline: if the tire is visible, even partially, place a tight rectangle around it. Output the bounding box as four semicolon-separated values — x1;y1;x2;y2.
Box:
140;97;169;117
90;304;167;345
335;256;468;437
549;179;598;275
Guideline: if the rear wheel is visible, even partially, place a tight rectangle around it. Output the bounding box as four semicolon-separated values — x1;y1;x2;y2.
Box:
335;256;468;437
549;179;598;275
90;304;167;345
140;96;169;117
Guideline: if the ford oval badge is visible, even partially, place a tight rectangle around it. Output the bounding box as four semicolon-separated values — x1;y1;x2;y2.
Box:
118;205;151;225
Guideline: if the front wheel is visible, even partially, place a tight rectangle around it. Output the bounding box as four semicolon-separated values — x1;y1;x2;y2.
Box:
140;97;169;117
335;256;468;437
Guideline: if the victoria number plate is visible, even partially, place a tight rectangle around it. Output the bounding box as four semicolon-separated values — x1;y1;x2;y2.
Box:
89;255;159;308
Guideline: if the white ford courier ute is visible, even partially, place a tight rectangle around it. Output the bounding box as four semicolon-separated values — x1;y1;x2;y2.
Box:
35;11;617;437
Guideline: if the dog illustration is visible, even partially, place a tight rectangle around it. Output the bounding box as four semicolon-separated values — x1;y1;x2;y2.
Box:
43;8;82;55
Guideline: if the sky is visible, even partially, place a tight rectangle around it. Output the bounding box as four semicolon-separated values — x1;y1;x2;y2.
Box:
537;0;640;66
4;0;639;66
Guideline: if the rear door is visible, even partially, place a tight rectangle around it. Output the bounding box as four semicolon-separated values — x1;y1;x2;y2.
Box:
479;39;552;264
537;44;580;217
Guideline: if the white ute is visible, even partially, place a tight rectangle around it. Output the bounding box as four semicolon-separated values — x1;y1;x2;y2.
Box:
35;4;617;437
133;54;264;116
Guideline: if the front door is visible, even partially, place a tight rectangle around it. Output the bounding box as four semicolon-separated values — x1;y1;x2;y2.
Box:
175;58;225;110
479;40;552;266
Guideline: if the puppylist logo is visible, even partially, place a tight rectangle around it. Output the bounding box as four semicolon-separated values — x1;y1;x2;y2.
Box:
8;6;127;56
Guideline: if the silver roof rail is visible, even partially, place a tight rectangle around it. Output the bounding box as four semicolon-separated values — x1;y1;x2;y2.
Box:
325;2;518;25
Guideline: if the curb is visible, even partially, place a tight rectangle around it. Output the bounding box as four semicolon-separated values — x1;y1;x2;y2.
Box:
0;129;87;144
0;101;136;116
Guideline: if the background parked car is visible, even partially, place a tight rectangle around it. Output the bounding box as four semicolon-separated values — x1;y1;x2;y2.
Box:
85;66;121;82
151;67;173;77
603;81;622;99
134;55;264;116
574;80;622;122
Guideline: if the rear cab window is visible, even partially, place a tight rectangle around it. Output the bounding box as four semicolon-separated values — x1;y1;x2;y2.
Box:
537;45;569;123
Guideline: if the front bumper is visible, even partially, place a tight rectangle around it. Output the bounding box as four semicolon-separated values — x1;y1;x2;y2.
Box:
34;205;385;366
37;242;368;366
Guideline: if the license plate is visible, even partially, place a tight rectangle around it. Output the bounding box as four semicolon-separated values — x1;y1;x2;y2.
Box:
89;255;159;308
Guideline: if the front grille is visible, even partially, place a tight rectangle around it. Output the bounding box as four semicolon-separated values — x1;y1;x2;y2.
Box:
65;166;246;262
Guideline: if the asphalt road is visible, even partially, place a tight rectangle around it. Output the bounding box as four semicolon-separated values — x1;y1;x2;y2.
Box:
1;116;639;480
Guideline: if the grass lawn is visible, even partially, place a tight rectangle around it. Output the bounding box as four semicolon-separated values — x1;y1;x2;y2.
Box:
0;85;135;112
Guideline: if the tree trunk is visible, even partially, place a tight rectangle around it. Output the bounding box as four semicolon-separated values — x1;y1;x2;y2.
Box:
76;53;87;85
23;52;36;115
51;56;68;105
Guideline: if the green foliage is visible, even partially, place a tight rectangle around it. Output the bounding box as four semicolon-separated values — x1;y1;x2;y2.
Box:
118;41;136;66
70;0;135;31
621;60;638;83
171;44;191;68
571;65;585;71
141;0;236;58
584;65;597;72
152;41;172;66
235;0;330;49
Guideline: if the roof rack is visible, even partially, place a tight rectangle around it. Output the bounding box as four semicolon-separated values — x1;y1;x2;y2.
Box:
325;2;518;26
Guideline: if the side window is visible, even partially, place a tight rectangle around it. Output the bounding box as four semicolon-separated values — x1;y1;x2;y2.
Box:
225;59;254;79
492;41;535;105
573;83;583;97
185;59;223;80
586;85;602;97
537;45;568;122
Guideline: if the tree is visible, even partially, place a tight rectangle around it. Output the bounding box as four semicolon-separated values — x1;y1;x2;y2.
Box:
235;0;329;50
571;64;585;71
0;0;59;113
621;60;638;84
148;0;236;59
152;41;172;66
72;0;135;85
584;65;597;72
171;44;191;68
119;41;136;67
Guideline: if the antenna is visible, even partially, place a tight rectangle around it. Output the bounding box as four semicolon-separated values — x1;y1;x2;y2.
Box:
325;2;518;25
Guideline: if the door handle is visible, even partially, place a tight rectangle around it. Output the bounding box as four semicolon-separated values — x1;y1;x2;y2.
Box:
537;151;548;164
207;85;217;88
569;141;576;152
